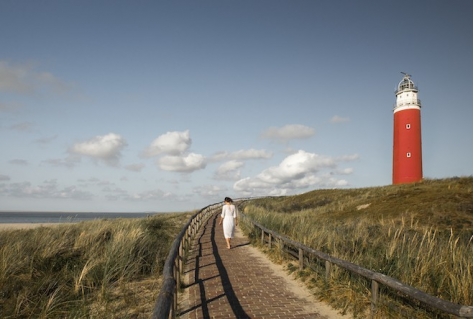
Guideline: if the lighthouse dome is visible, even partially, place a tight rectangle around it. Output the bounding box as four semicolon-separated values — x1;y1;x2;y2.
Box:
397;73;418;92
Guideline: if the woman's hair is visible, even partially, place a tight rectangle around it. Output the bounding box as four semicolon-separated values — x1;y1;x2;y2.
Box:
224;197;233;203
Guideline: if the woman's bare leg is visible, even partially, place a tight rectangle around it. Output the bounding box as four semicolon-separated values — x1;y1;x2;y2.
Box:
225;238;231;249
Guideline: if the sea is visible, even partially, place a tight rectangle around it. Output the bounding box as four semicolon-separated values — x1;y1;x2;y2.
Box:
0;211;157;224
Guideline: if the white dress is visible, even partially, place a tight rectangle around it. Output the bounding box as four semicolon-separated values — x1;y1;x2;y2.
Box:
221;204;237;238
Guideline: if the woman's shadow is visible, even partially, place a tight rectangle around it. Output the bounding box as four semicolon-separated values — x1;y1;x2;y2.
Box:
180;213;251;319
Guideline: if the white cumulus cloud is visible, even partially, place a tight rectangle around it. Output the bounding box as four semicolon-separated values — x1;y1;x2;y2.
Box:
257;150;335;184
144;130;191;157
157;153;206;172
233;150;354;196
69;133;127;166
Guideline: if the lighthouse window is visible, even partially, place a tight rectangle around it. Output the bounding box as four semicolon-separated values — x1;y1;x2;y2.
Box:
407;152;411;158
406;124;411;129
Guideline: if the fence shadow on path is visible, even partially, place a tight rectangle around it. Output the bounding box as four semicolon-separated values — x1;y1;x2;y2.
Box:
179;213;251;318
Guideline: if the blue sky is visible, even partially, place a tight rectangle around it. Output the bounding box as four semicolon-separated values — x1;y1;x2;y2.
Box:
0;1;472;212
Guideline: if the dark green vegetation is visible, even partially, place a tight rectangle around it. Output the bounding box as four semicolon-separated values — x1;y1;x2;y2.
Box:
0;212;193;319
240;177;472;318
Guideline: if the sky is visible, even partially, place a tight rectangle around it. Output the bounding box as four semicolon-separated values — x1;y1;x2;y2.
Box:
0;1;472;213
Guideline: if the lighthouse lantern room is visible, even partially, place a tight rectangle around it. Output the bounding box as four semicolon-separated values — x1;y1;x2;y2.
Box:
392;73;423;184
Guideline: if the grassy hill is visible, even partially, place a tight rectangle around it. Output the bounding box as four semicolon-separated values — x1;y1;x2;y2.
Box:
240;176;472;318
0;177;470;318
244;176;472;230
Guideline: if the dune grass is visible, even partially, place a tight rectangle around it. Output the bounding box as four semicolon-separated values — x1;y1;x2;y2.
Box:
0;212;193;319
1;177;471;318
240;177;472;318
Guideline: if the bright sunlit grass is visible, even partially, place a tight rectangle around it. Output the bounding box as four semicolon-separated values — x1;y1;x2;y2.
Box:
240;176;472;318
1;177;471;318
0;212;193;318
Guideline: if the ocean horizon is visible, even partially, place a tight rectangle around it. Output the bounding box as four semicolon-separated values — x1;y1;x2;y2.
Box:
0;211;160;224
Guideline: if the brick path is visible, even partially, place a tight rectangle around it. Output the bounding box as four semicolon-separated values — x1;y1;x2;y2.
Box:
178;212;335;319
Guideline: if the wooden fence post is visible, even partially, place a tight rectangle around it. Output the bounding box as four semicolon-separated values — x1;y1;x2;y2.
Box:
299;248;304;270
325;260;331;280
178;240;183;276
371;279;379;317
172;261;177;318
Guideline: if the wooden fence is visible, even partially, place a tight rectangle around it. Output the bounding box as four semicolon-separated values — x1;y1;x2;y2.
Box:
151;203;221;319
151;200;472;318
239;211;473;318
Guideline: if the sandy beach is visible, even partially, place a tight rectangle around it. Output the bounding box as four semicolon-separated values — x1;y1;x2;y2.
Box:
0;223;61;231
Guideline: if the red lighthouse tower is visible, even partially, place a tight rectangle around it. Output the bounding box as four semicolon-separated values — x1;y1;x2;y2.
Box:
392;73;423;184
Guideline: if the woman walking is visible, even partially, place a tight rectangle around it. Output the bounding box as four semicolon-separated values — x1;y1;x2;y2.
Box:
219;197;238;249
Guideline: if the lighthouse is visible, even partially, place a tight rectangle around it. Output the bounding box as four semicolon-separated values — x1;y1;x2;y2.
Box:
392;73;423;184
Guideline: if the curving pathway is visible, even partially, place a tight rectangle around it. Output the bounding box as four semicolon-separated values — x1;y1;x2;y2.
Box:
178;212;348;319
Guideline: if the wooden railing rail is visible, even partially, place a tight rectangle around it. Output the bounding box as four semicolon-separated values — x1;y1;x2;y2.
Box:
240;211;473;318
151;202;222;319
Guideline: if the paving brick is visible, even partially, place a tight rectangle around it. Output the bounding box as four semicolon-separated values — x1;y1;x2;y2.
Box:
177;213;332;319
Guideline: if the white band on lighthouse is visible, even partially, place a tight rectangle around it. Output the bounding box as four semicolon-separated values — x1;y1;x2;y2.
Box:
393;104;421;113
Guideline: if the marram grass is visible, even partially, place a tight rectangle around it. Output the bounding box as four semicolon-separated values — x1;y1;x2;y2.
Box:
0;212;193;319
1;177;471;318
240;176;472;319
